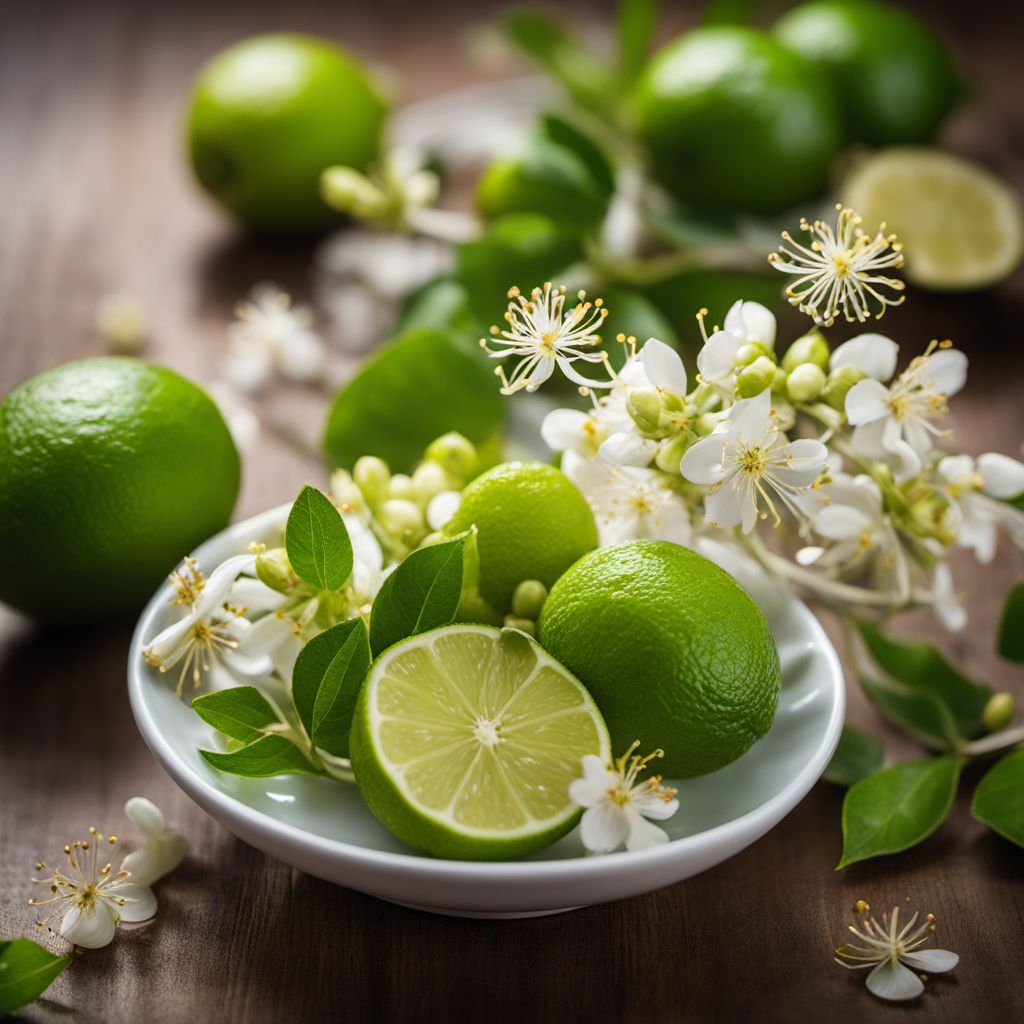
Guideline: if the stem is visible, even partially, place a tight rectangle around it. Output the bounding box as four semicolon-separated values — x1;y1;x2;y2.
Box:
405;206;481;244
963;724;1024;757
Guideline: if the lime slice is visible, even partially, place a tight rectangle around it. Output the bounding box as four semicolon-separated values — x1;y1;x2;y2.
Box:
349;624;611;860
842;147;1024;291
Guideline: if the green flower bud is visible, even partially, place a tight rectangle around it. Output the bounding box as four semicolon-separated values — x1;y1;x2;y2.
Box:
425;432;478;481
378;498;424;541
781;331;830;373
412;461;450;504
694;411;725;436
388;473;417;501
255;547;293;593
821;364;864;411
353;456;390;506
627;388;663;434
655;432;695;474
511;579;548;620
503;615;536;637
330;469;364;512
735;342;771;368
982;691;1016;733
786;363;827;403
736;356;777;399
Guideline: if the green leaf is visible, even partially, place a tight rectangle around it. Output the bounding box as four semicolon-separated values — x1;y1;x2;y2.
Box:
292;618;371;757
285;485;353;593
199;734;320;778
369;536;467;656
972;748;1024;847
838;757;961;868
856;620;992;739
500;7;616;115
540;112;615;197
0;938;70;1015
997;582;1024;662
192;687;279;744
860;673;960;749
617;0;658;85
323;329;504;474
823;725;885;787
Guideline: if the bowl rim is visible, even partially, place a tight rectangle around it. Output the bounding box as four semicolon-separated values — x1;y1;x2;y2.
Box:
128;503;845;883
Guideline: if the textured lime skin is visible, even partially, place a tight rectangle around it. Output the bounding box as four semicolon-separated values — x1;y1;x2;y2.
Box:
774;1;958;146
538;541;780;778
188;33;388;232
445;462;598;615
0;358;240;620
633;26;841;214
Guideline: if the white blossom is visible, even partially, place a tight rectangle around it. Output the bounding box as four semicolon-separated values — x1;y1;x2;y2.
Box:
569;744;679;854
696;300;777;386
830;332;899;381
119;797;187;888
937;453;1024;562
931;561;966;631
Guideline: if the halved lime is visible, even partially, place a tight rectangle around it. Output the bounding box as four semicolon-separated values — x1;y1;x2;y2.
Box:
842;147;1024;290
349;624;611;860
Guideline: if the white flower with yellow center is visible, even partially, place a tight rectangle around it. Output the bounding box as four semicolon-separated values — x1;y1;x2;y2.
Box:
680;390;828;533
561;451;691;546
119;797;188;887
769;205;905;326
223;284;326;392
846;340;968;483
569;743;679;854
937;452;1024;563
696;300;777;386
143;554;261;697
480;282;611;394
835;902;958;1001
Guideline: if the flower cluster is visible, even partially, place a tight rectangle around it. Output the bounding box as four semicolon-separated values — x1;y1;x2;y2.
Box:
483;206;1024;629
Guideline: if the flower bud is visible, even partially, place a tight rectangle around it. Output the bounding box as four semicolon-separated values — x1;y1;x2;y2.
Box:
412;461;450;504
655;431;695;474
627;388;663;434
511;579;548;619
378;499;424;541
821;364;864;410
425;432;478;481
736;356;777;399
786;363;827;403
982;691;1016;733
781;331;830;373
694;411;725;436
330;469;364;513
353;456;390;507
388;473;417;501
503;615;536;637
255;547;293;593
735;342;771;368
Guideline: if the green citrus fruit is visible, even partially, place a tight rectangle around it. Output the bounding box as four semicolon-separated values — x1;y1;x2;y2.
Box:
188;33;388;232
774;0;959;146
633;26;841;214
349;624;611;860
0;358;240;620
538;540;780;778
444;461;598;616
842;147;1024;290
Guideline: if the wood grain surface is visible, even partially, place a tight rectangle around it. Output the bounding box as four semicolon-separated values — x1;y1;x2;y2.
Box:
1;2;1021;1021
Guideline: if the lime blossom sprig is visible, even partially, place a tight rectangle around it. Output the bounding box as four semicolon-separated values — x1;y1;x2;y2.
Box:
835;900;958;1001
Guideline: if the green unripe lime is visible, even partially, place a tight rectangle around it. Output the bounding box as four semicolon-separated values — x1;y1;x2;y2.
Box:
0;358;240;620
188;33;388;232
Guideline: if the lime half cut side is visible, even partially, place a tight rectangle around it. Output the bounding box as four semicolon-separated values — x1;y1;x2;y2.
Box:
349;625;611;860
842;147;1024;291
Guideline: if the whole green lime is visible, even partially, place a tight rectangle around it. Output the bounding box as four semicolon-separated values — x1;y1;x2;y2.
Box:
445;461;598;615
0;358;240;620
774;1;959;145
188;33;388;232
633;26;841;214
538;540;780;778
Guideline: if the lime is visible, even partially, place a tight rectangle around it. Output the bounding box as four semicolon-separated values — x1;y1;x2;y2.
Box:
633;26;841;215
349;624;611;860
323;329;504;474
0;358;239;621
774;0;959;145
538;541;779;778
444;461;598;616
842;147;1024;290
188;33;388;232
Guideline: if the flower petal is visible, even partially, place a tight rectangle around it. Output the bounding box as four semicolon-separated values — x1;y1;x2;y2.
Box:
830;333;898;380
541;408;597;453
568;755;615;808
116;882;158;923
579;801;629;854
814;504;872;540
597;431;658;467
679;435;727;485
933;562;966;631
900;949;959;973
865;959;924;1001
197;554;257;616
426;490;462;531
60;903;119;949
845;379;890;425
124;796;165;838
729;389;773;446
924;348;967;396
978;452;1024;499
624;809;671;851
937;453;975;487
736;301;777;348
703;479;746;530
641;338;687;395
697;330;741;383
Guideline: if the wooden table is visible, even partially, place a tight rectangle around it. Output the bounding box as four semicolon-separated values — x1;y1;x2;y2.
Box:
1;2;1021;1021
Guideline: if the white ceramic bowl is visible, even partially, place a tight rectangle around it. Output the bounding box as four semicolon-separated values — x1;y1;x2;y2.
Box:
128;504;844;919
